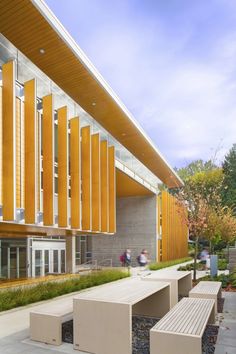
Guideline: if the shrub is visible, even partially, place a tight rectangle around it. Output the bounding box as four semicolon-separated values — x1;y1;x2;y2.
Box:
0;269;129;312
218;259;228;270
149;257;192;271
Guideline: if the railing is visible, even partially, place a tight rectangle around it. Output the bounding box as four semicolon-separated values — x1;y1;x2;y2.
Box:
75;259;98;272
97;258;113;268
75;258;113;273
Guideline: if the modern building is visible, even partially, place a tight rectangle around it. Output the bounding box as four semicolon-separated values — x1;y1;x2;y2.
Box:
0;0;188;279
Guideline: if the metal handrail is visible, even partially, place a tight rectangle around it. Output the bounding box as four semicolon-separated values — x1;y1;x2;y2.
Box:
75;259;98;272
97;258;113;268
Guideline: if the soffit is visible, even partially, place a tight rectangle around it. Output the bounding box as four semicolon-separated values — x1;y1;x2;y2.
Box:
116;169;154;197
0;0;183;188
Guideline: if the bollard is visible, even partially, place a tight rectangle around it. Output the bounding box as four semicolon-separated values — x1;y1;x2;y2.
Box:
210;255;218;277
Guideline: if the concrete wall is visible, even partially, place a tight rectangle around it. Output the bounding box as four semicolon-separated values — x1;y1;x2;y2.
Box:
91;195;158;267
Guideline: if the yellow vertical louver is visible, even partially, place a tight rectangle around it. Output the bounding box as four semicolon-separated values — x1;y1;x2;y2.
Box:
58;106;68;227
24;79;36;224
2;61;16;221
70;117;81;229
81;126;91;231
42;94;54;226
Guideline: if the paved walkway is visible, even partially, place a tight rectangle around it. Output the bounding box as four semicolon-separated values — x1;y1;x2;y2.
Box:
215;292;236;354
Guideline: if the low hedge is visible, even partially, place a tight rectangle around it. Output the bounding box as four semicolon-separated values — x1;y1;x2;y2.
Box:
199;266;236;289
149;257;192;271
0;269;129;312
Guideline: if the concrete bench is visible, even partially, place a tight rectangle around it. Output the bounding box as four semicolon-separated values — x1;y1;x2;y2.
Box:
189;280;222;314
142;270;192;307
73;277;171;354
30;298;73;345
150;297;215;354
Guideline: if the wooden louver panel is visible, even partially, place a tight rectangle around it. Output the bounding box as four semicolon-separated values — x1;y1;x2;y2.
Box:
16;97;21;209
81;126;91;231
24;79;36;224
91;133;100;232
100;140;108;232
2;61;16;221
58;106;68;227
108;146;116;233
70;117;80;229
42;94;54;226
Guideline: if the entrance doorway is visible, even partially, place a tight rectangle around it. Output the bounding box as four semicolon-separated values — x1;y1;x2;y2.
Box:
31;238;66;277
0;239;27;279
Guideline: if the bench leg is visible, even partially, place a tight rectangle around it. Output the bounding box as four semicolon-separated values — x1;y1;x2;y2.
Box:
150;331;201;354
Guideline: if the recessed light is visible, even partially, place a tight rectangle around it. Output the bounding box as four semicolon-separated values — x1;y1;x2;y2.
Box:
121;133;126;136
39;48;45;54
92;102;96;106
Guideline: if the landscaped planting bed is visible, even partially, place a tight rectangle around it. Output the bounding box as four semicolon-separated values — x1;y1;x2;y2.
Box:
0;269;129;312
149;257;192;271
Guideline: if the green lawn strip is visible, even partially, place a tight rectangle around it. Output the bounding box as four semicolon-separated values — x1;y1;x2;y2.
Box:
149;257;192;271
0;269;129;312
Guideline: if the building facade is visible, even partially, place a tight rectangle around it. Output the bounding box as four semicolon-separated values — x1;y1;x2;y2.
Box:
0;0;187;279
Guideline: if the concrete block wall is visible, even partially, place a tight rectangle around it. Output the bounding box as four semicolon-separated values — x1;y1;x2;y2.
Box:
91;195;158;267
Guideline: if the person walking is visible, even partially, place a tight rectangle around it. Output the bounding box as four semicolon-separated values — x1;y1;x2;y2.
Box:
137;249;148;268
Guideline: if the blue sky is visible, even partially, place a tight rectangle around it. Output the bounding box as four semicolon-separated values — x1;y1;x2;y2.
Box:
45;0;236;168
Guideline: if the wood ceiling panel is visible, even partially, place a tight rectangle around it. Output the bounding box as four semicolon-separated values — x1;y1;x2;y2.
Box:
116;169;154;197
0;1;182;188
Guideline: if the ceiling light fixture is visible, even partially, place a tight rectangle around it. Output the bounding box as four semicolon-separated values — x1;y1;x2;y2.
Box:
92;102;96;106
39;48;45;54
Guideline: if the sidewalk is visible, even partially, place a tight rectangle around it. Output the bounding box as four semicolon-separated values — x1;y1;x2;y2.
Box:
130;258;229;280
215;292;236;354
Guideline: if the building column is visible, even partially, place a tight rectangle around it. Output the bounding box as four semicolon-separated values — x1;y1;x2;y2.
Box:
66;235;76;274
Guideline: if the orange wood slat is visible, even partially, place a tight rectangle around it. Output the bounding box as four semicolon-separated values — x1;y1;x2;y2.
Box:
70;117;81;229
160;191;188;261
91;133;101;232
15;97;21;209
57;106;68;227
100;140;109;232
24;79;36;224
2;61;16;221
108;146;116;233
81;126;91;231
42;94;54;226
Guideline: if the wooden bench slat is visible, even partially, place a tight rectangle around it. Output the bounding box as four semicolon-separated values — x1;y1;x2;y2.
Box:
153;298;215;336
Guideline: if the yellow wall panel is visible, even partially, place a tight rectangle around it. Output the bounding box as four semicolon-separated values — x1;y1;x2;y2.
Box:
0;86;2;206
91;133;100;232
16;97;21;209
2;61;15;221
42;94;54;226
36;112;41;212
160;191;188;261
21;101;25;209
58;106;68;227
24;79;36;224
108;146;116;233
100;140;108;232
70;117;80;229
81;126;91;231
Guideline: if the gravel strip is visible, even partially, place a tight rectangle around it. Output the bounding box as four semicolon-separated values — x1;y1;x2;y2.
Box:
62;316;219;354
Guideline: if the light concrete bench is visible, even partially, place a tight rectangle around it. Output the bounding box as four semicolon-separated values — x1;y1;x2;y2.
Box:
142;270;192;307
150;297;215;354
30;298;73;345
73;277;171;354
189;280;222;314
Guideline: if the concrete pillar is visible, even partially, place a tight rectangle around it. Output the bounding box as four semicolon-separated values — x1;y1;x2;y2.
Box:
66;235;76;273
